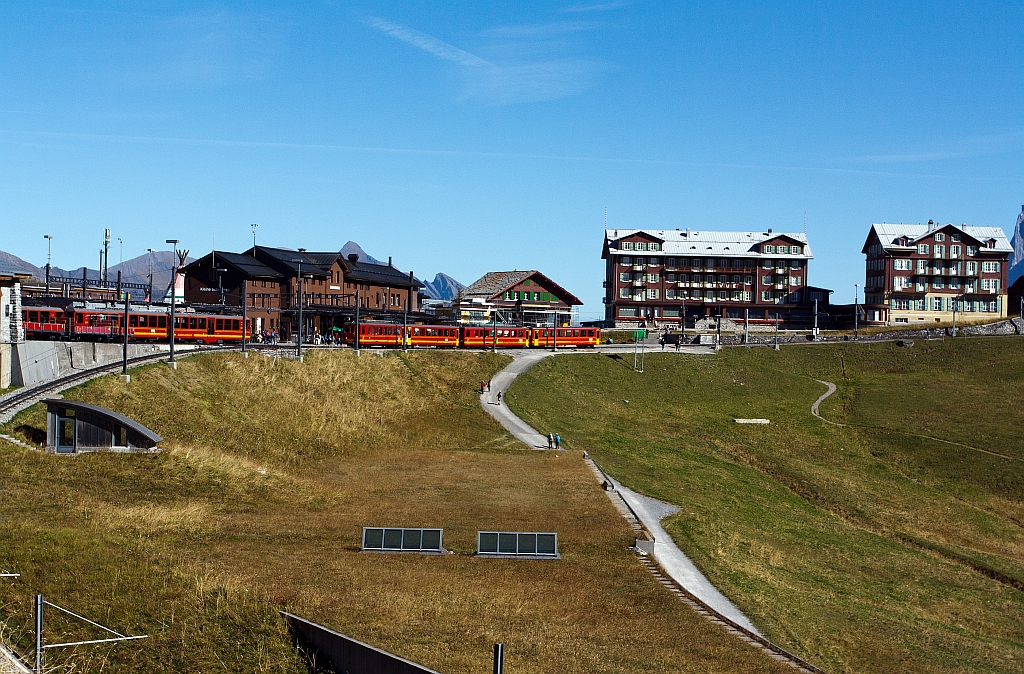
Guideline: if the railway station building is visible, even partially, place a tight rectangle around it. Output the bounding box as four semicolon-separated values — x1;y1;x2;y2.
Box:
453;270;582;326
602;228;817;328
860;221;1011;325
183;246;424;340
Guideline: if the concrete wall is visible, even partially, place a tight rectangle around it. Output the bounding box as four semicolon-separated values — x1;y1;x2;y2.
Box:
11;341;163;387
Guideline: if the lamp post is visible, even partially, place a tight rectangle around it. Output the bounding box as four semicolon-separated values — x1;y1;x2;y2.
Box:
354;288;361;356
854;284;860;340
404;271;413;352
146;249;155;302
120;271;130;382
251;223;257;250
294;261;306;361
166;240;179;369
43;235;53;295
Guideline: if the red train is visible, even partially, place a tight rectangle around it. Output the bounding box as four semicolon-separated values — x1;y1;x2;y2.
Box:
22;306;245;344
343;323;600;349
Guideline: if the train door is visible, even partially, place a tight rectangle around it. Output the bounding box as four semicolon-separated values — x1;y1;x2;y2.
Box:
207;318;216;336
56;408;76;453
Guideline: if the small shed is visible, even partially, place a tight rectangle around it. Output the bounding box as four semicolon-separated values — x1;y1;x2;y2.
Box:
44;399;162;454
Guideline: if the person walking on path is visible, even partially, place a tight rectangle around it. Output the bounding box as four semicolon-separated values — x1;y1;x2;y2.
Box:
487;380;492;392
547;432;554;449
554;433;561;449
481;381;486;394
496;391;502;405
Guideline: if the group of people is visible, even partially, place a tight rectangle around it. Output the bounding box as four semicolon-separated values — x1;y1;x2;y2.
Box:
250;330;279;344
547;432;561;450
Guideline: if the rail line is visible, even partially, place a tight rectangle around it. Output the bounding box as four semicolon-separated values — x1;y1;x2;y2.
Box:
0;346;237;424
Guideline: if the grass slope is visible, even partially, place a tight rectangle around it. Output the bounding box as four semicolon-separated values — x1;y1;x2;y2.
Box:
507;337;1024;674
1;350;792;673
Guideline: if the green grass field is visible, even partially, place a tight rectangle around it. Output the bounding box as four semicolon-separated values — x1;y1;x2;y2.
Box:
508;337;1024;674
0;350;795;673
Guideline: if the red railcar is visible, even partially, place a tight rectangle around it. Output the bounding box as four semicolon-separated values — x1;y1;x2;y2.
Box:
344;322;406;347
21;307;69;339
530;327;600;348
462;327;531;348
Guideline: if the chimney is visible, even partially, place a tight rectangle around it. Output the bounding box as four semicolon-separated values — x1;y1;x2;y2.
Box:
767;228;772;234
348;253;359;263
298;248;307;253
388;256;393;267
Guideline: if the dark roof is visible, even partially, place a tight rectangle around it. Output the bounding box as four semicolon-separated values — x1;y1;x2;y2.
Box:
43;399;162;446
248;246;332;277
0;261;34;278
184;251;283;279
337;256;424;289
304;252;340;267
464;270;582;305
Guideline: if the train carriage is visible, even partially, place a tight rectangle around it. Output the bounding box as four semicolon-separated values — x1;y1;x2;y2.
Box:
407;325;459;348
343;323;406;348
530;327;601;348
22;307;69;339
462;327;531;348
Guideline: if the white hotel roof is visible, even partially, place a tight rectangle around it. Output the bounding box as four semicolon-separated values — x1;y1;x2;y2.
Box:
870;223;1012;253
604;228;813;258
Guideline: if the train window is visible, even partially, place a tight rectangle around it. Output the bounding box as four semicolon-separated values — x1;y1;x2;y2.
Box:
29;311;38;322
158;316;166;328
129;315;138;327
198;318;206;329
76;314;82;324
232;320;240;330
216;319;224;331
188;318;196;329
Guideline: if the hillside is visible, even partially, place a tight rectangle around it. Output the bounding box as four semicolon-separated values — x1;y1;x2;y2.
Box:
508;338;1024;674
0;351;793;674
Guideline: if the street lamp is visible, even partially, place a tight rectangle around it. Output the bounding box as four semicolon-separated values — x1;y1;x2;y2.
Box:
166;240;179;368
146;249;155;302
43;235;53;295
854;283;860;340
292;260;311;362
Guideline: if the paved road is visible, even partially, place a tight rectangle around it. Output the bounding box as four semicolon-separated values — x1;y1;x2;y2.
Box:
481;351;762;635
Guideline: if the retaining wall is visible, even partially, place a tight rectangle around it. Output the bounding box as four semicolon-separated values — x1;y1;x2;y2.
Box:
10;341;164;387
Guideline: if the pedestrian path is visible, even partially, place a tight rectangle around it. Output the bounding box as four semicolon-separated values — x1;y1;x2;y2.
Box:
480;351;761;635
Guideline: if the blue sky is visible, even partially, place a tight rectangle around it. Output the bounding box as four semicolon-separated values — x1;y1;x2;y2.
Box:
1;1;1021;316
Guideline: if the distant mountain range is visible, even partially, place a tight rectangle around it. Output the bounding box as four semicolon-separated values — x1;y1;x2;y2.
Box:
0;242;467;301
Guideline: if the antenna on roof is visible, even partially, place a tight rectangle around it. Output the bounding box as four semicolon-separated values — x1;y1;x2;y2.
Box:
803;211;807;234
604;207;607;229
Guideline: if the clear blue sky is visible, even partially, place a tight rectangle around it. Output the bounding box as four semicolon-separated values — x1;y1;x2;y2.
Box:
2;1;1021;317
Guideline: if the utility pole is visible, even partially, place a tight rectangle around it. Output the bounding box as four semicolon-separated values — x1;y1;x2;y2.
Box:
354;289;361;356
774;315;780;350
813;298;819;340
251;223;258;250
35;594;42;673
43;235;53;296
552;311;557;352
166;240;179;369
854;284;860;340
404;271;413;352
241;282;248;356
103;229;111;284
147;249;155;302
744;307;749;344
295;261;304;362
120;271;130;383
491;309;498;351
681;299;686;339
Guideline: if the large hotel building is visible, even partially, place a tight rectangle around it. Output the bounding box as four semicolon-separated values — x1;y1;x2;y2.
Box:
602;228;823;327
861;221;1011;325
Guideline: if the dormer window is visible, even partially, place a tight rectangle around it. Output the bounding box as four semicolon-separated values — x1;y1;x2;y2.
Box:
649;242;660;251
763;245;774;254
620;241;633;250
934;233;945;242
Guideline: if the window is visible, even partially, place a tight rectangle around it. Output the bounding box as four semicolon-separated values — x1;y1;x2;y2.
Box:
666;288;677;299
730;290;741;300
894;259;912;271
932;297;943;311
949;278;960;289
790;276;802;285
619;307;637;317
934;245;945;258
917;244;930;254
621;256;632;265
967;246;978;256
950;245;961;257
718;275;727;283
893;277;910;290
649;242;660;251
647;288;659;299
706;259;716;269
619;272;630;282
647;273;659;283
762;259;772;269
967;261;978;274
665;273;676;282
982;279;1001;291
763;245;774;253
761;290;771;301
678;273;688;283
982;261;1001;272
621;241;633;250
732;275;741;283
935;233;945;242
744;275;752;285
705;275;714;283
666;258;677;268
932;277;944;288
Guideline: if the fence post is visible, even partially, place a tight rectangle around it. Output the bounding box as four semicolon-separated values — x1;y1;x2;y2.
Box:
35;594;42;673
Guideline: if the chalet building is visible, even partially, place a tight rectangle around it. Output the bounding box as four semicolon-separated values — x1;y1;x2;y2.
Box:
455;271;582;326
183;246;423;340
862;221;1011;325
602;228;816;327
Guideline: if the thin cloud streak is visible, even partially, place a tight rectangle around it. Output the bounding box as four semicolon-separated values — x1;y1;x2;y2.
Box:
1;128;1019;182
365;17;488;67
561;1;630;13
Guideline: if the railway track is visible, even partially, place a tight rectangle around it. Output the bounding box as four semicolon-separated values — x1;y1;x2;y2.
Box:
0;346;236;424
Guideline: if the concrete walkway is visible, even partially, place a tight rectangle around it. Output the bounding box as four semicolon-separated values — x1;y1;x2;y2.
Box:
481;351;761;635
480;351;555;449
810;380;842;426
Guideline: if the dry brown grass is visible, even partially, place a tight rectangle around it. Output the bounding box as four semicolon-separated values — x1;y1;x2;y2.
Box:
0;350;792;673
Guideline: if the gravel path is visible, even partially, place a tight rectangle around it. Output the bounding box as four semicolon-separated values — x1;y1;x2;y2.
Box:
481;351;762;635
810;380;843;426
